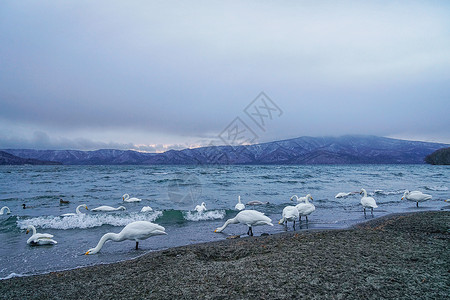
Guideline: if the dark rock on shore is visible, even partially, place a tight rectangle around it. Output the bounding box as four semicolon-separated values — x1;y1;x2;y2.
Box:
0;211;448;299
425;147;450;165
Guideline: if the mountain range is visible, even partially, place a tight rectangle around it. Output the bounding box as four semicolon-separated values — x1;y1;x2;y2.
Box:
0;150;61;165
1;135;448;165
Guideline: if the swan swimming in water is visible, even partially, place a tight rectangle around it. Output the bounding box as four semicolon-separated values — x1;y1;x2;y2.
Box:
290;194;313;203
0;206;11;215
246;200;269;206
141;206;153;212
235;196;245;211
195;202;207;212
401;190;432;207
279;206;299;228
92;206;126;212
61;204;88;217
85;221;167;254
360;188;377;215
214;210;273;236
26;225;57;245
295;195;315;222
122;194;141;202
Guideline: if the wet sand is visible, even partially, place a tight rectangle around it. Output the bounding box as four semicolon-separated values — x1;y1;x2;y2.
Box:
1;211;449;299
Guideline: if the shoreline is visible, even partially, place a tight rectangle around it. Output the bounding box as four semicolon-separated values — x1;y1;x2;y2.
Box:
1;211;448;299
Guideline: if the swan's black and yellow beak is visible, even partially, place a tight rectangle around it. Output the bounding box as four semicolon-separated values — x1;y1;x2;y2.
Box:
26;230;29;234
85;251;90;255
401;197;404;200
122;197;125;201
214;229;218;233
85;206;89;210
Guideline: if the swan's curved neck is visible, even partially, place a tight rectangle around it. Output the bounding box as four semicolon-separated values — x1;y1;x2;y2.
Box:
292;195;299;201
123;194;129;200
238;196;241;204
29;225;37;235
76;205;84;214
90;232;122;254
216;217;237;232
361;189;367;197
1;206;10;214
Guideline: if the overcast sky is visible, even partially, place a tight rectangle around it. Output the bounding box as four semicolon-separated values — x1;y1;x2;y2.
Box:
1;0;449;151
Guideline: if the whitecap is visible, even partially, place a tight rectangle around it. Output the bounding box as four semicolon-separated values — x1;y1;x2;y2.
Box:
424;185;448;191
17;211;163;230
183;210;226;221
1;272;25;280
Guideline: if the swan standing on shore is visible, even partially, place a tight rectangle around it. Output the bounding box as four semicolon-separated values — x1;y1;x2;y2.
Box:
401;190;432;207
295;195;315;222
279;206;299;228
123;194;141;202
61;204;88;217
290;194;313;203
360;188;377;215
195;202;207;212
214;210;273;236
26;225;57;245
0;206;11;215
92;206;126;212
235;196;245;211
85;221;167;254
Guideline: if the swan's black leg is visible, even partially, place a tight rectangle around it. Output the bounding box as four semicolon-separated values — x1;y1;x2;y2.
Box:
249;227;253;236
135;241;139;250
247;227;250;236
363;208;366;215
293;220;296;230
371;208;373;215
306;216;309;223
416;202;419;208
299;216;302;223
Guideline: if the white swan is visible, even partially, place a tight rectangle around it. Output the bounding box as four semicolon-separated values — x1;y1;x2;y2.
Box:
360;188;378;215
141;206;153;212
401;190;432;207
279;206;299;228
246;200;269;205
235;196;245;211
290;194;313;203
0;206;11;215
26;225;57;245
195;202;207;212
85;221;167;254
214;210;273;236
122;194;141;202
92;205;126;212
335;192;358;198
295;195;315;222
61;204;88;217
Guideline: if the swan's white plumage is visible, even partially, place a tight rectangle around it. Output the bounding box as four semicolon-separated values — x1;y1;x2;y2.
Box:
402;190;432;207
360;189;378;213
214;210;273;236
290;194;313;203
195;202;206;212
235;196;245;211
140;206;153;212
26;225;57;245
335;192;352;198
122;194;141;202
85;221;166;255
295;195;315;221
279;206;299;225
0;206;11;215
92;205;126;212
61;204;88;217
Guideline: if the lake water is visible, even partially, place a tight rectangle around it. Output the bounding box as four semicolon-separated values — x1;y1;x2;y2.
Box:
0;164;449;279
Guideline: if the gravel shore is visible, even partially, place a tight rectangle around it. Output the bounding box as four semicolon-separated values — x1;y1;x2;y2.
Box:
1;211;449;299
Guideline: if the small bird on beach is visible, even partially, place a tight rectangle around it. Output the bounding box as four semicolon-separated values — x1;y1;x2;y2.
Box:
295;195;315;222
0;206;11;215
123;194;141;202
61;204;88;217
91;205;126;212
195;202;207;212
214;210;273;236
401;190;432;207
26;225;57;245
85;221;167;254
360;188;378;215
235;196;245;211
279;206;299;229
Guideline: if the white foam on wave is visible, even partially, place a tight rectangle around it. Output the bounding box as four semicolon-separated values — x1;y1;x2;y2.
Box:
183;210;226;221
17;211;163;230
424;185;448;191
372;189;406;196
1;272;25;280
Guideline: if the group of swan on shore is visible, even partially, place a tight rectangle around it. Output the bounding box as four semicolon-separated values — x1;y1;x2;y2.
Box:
3;189;437;255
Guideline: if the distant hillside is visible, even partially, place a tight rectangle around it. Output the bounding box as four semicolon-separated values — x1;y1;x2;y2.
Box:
0;150;61;165
2;135;448;165
425;147;450;165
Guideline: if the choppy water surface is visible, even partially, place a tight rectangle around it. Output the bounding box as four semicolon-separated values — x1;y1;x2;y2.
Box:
0;164;448;278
